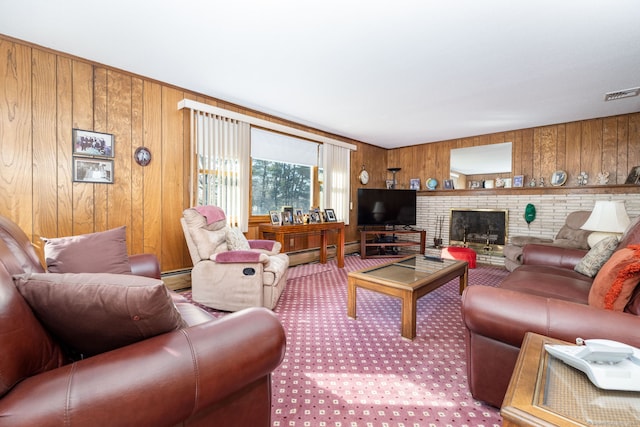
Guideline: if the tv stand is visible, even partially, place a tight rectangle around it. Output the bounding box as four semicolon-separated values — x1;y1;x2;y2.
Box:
360;229;426;259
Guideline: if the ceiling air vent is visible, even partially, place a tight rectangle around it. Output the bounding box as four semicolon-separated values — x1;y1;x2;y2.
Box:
604;87;640;101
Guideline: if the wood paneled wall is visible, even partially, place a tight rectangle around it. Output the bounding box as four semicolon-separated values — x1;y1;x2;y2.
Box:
0;35;365;271
1;34;638;273
387;115;640;189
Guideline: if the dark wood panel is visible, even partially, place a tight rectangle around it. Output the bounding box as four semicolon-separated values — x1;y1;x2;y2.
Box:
71;60;95;236
106;70;133;247
142;81;163;256
131;77;144;255
31;49;57;245
55;56;74;240
93;67;109;233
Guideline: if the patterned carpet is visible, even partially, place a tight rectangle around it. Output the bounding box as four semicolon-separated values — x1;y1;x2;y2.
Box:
183;255;510;427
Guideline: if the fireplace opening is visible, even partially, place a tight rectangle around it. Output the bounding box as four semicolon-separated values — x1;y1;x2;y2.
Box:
449;209;508;255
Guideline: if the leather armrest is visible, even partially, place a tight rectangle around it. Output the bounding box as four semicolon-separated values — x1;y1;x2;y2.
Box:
461;286;640;348
0;307;286;426
129;253;161;279
522;243;587;269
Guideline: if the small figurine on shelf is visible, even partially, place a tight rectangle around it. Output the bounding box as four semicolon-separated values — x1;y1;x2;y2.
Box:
597;171;609;185
529;178;537;187
577;171;588;186
539;177;545;187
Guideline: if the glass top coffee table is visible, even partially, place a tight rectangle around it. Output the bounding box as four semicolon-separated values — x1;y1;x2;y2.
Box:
347;255;468;340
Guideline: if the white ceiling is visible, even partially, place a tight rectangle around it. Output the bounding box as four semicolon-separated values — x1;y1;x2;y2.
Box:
1;1;639;149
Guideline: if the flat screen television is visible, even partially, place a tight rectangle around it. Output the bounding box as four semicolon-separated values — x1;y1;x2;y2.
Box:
357;189;417;227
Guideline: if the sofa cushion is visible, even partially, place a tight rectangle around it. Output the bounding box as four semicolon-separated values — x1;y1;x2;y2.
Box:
226;227;251;251
499;264;593;304
574;236;619;277
43;226;131;274
14;272;186;357
589;245;640;311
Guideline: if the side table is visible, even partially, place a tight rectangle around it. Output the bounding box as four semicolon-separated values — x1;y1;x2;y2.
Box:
501;332;640;426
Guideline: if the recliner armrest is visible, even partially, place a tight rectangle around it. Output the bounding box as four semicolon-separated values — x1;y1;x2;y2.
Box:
211;251;269;264
0;307;286;426
522;243;587;269
249;239;282;254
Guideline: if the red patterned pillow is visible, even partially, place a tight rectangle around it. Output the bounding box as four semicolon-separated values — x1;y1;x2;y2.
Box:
589;245;640;311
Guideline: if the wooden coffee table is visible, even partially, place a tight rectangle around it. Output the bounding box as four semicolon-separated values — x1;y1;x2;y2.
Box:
347;255;468;340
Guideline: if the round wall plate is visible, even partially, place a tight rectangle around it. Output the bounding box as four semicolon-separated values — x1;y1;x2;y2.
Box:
134;146;152;166
426;178;438;190
551;170;567;186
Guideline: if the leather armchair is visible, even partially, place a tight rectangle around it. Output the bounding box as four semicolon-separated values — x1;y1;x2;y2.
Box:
0;214;286;426
181;207;289;312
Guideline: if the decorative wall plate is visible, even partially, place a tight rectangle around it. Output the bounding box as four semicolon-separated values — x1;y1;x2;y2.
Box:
551;170;567;186
426;178;438;190
134;146;152;166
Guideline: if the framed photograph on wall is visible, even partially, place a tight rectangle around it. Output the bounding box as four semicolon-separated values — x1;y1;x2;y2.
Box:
73;129;114;158
73;158;114;184
513;175;524;187
324;208;337;222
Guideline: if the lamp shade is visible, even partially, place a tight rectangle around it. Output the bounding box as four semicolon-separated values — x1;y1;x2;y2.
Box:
581;200;630;233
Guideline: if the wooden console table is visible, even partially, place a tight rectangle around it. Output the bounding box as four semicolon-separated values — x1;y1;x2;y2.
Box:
258;222;345;268
502;332;640;426
360;229;426;259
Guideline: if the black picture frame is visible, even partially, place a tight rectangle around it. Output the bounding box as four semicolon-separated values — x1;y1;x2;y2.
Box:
73;158;114;184
73;129;114;158
444;179;454;190
324;208;337;222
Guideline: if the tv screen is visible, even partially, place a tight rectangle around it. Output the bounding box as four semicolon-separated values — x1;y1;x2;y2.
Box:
357;189;417;226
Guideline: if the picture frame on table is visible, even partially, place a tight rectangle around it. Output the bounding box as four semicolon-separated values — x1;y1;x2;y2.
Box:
443;179;454;190
73;158;114;184
269;210;281;225
513;175;524;188
409;178;421;190
294;208;304;224
309;209;321;223
73;129;114;158
324;208;337;222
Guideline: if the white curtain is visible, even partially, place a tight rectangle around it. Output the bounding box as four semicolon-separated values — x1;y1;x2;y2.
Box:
322;143;351;225
190;110;251;231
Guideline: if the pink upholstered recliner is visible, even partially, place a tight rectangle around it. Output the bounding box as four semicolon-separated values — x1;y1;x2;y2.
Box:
181;206;289;311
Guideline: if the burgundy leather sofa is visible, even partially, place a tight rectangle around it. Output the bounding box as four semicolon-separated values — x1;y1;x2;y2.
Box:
0;215;286;426
461;214;640;408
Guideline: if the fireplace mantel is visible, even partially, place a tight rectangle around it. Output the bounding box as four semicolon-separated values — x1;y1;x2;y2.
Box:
418;184;640;196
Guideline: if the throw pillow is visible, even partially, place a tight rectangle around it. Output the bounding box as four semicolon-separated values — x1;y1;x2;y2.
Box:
43;226;131;274
14;272;187;357
574;236;619;277
589;245;640;311
226;227;250;251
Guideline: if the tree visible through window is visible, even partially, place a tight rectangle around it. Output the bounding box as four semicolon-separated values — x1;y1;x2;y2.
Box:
251;159;312;215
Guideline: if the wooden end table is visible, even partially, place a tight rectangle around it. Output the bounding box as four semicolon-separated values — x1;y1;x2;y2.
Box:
502;332;640;426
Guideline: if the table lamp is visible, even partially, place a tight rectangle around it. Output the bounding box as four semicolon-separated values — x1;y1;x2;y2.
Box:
580;200;630;247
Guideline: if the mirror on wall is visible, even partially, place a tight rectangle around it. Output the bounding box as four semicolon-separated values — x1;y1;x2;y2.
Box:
450;142;512;189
